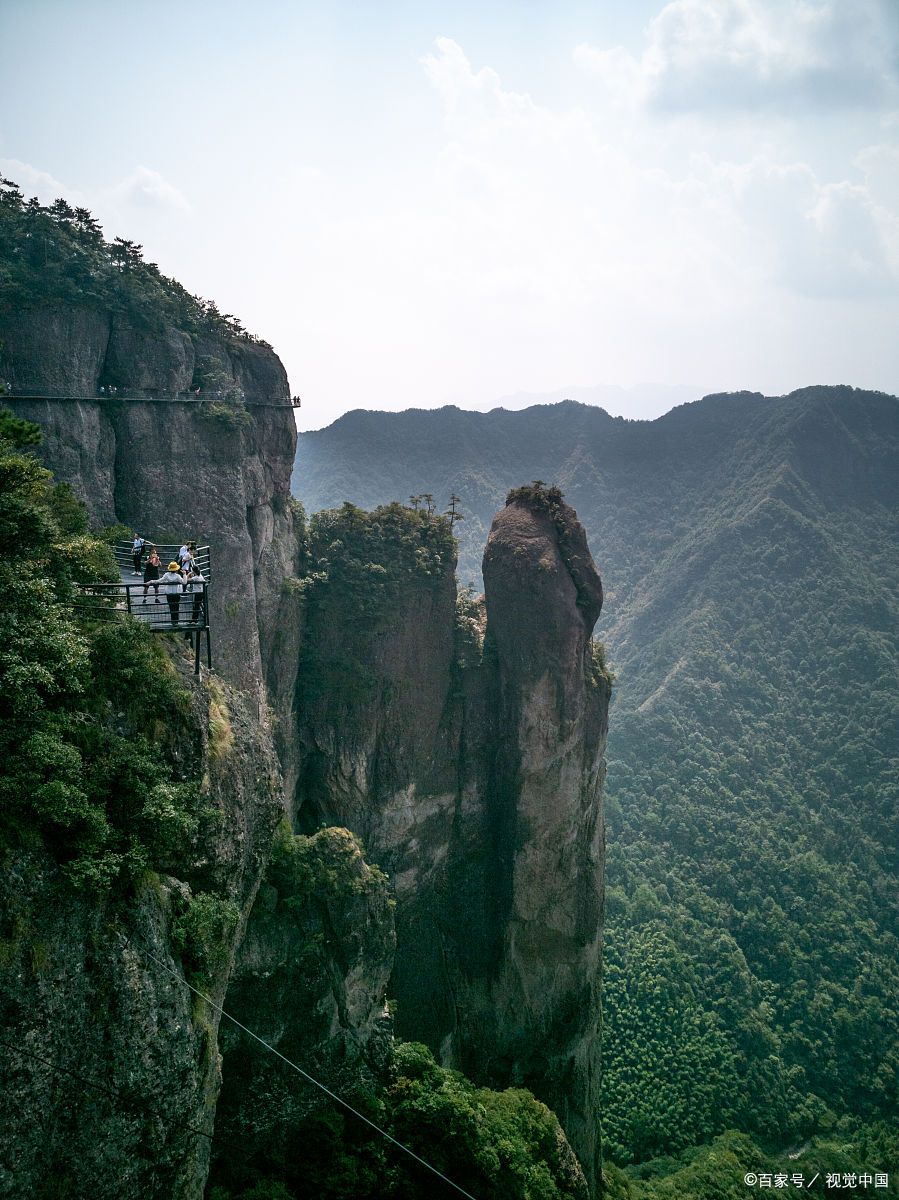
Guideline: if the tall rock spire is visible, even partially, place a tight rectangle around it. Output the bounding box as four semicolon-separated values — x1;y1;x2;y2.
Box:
469;484;608;1193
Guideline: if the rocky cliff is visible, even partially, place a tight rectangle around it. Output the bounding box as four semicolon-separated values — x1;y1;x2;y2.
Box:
1;289;608;1194
467;489;607;1187
288;486;609;1192
0;301;308;1199
1;305;301;711
0;663;283;1200
209;825;396;1192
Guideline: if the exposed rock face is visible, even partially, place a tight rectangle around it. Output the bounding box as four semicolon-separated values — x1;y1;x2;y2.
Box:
103;317;195;393
0;668;284;1200
0;305;291;402
471;494;607;1192
211;827;395;1182
2;305;298;705
0;305;111;394
289;489;609;1193
295;554;459;847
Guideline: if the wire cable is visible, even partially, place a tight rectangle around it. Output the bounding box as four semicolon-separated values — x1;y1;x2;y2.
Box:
120;932;480;1200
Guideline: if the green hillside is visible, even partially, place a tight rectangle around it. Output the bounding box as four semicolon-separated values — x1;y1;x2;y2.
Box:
293;387;899;1175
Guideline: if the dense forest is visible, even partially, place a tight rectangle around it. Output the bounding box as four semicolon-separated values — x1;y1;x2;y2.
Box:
294;390;899;1193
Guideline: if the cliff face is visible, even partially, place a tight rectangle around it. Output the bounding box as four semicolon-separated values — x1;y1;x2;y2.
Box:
1;299;608;1193
0;667;283;1200
210;827;395;1188
0;305;290;401
471;494;607;1189
289;489;609;1192
0;304;307;1199
2;305;300;712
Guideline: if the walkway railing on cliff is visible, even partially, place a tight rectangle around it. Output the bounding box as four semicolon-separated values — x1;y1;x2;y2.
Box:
73;581;212;673
2;386;300;408
115;542;212;585
70;541;214;674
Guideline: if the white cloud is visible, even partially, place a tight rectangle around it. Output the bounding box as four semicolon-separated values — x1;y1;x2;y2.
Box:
576;0;899;113
0;160;188;218
103;166;189;211
4;25;898;420
416;38;899;320
277;35;899;417
700;154;899;298
856;141;899;206
0;158;81;205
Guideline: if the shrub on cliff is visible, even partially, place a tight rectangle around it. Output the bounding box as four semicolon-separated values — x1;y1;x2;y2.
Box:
296;500;456;710
172;890;240;990
0;409;199;888
303;501;455;614
209;1040;588;1200
268;823;389;907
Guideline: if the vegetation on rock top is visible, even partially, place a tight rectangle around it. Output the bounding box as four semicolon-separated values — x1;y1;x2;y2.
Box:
210;1038;589;1200
295;500;456;712
0;176;266;344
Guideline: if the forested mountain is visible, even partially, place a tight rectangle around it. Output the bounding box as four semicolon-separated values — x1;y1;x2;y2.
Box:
295;387;899;1177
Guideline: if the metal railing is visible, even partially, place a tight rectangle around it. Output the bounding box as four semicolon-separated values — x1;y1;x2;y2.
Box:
117;542;212;584
1;387;301;407
73;580;212;673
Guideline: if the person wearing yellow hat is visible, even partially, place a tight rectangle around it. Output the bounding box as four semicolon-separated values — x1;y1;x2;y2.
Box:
159;561;185;625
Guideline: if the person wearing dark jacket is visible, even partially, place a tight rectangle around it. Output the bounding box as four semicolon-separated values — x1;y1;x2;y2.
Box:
142;547;161;600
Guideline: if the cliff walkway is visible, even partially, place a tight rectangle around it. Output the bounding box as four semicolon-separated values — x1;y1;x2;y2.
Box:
2;388;300;408
71;541;213;673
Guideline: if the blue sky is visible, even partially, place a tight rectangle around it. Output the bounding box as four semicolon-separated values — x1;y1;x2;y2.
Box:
3;0;898;428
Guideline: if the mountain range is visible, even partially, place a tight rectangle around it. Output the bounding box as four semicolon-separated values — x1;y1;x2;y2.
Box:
294;386;899;1164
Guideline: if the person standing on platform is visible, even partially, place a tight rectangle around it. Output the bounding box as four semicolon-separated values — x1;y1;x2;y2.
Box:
142;547;161;600
131;535;146;575
187;568;206;625
160;562;184;625
179;541;198;573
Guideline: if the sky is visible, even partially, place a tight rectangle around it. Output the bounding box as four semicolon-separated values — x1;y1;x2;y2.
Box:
2;0;898;430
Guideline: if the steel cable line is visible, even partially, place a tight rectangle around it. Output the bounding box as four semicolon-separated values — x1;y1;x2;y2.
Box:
118;933;481;1200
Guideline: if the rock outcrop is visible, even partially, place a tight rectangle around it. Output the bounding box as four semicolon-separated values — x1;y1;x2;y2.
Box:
2;305;300;708
0;303;306;1199
0;305;291;402
209;826;395;1188
288;487;609;1193
469;490;607;1191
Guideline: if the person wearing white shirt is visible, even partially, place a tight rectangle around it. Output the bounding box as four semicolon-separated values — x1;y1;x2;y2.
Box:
159;563;184;625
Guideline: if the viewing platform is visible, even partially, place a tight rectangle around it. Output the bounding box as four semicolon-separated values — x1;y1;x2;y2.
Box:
72;541;213;674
